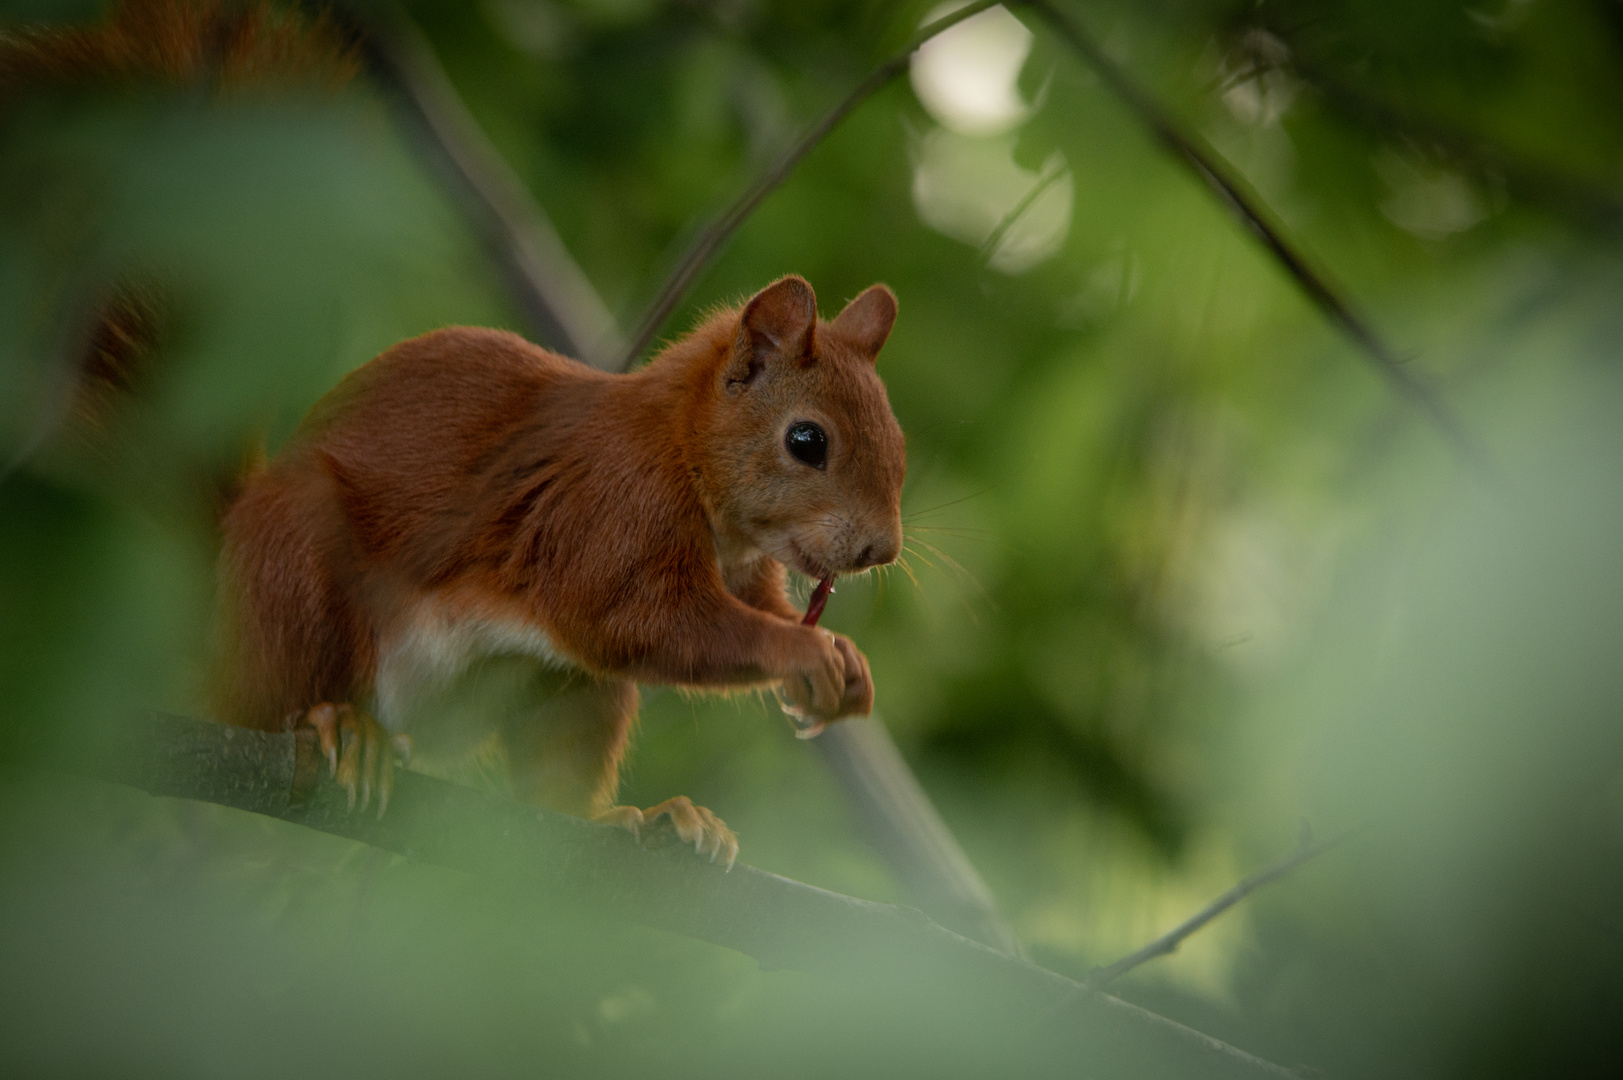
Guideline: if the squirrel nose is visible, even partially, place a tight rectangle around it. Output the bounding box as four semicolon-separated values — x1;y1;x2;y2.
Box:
856;536;900;568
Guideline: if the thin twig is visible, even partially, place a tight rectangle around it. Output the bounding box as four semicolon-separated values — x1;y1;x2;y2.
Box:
618;0;1005;370
1028;0;1494;478
1085;827;1352;988
979;156;1069;262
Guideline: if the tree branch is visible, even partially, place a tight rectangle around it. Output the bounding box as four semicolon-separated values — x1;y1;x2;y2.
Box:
340;2;624;368
66;712;1297;1080
617;0;1005;370
1085;828;1351;989
1028;0;1494;478
1291;54;1623;236
813;714;1022;955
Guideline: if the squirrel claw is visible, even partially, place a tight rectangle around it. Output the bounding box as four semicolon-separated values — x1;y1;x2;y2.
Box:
299;703;342;777
594;805;645;842
596;797;737;870
300;704;407;819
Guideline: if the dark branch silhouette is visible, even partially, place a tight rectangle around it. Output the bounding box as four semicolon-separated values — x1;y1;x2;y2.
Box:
1290;54;1623;235
1028;0;1493;477
618;0;1004;369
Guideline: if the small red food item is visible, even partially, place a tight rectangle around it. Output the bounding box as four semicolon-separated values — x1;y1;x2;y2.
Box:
802;575;835;626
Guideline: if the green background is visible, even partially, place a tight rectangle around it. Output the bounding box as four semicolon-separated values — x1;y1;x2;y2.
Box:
3;0;1622;1075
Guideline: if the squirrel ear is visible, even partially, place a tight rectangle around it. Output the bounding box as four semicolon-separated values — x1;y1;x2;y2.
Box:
829;284;897;362
726;276;817;390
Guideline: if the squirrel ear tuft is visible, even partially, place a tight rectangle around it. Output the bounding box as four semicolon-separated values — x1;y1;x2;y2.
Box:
726;276;817;389
830;285;897;362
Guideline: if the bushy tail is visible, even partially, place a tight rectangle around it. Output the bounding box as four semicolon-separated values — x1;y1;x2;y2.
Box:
70;280;168;443
1;0;356;511
0;0;360;101
22;277;266;529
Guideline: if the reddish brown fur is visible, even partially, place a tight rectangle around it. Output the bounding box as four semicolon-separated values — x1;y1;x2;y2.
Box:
215;277;905;820
2;2;353;521
0;0;359;102
71;281;167;442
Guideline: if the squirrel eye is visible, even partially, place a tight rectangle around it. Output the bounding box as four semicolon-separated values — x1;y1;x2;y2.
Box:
784;421;828;469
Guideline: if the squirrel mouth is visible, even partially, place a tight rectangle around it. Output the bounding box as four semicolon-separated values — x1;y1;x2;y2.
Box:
785;540;830;581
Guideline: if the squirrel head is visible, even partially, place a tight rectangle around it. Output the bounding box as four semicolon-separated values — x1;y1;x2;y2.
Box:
691;276;905;580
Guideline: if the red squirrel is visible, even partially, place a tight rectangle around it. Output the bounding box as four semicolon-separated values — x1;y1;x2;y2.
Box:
215;276;905;865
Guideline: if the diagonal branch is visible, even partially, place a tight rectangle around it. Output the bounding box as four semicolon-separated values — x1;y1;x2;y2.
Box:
1085;827;1353;989
1028;0;1494;478
64;712;1297;1079
1290;54;1623;235
813;714;1022;955
618;0;1004;369
342;1;624;367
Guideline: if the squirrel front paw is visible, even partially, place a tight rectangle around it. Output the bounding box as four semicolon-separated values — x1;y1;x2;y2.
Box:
778;629;874;738
296;703;412;818
777;625;847;721
830;633;874;717
596;797;739;870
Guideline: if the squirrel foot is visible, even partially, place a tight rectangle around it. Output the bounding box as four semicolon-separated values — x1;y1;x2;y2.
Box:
595;797;738;870
296;703;412;818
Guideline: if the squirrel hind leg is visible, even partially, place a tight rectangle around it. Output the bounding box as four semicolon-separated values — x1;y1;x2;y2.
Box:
596;797;738;871
500;676;740;867
504;675;637;814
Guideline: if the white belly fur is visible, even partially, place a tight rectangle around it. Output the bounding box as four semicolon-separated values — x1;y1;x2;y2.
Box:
373;590;574;736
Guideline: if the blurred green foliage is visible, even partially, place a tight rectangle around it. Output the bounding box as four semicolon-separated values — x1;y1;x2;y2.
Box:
3;0;1623;1075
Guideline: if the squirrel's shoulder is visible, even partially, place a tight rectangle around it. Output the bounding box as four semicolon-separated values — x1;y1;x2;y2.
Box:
369;325;605;384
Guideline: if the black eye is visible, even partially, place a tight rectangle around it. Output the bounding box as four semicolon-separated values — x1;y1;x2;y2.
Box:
784;421;828;469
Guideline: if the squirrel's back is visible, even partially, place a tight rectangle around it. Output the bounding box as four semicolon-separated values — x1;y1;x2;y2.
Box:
255;326;606;576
